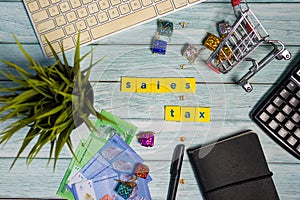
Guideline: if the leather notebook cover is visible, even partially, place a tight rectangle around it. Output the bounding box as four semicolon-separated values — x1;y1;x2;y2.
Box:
187;130;280;200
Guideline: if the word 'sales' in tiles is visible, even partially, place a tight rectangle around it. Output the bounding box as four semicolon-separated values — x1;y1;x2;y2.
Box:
121;77;196;93
165;106;210;122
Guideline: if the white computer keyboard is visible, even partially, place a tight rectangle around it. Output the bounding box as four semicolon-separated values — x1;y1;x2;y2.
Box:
23;0;207;57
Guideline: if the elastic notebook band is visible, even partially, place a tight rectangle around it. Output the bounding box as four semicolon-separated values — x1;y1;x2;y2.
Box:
205;171;273;194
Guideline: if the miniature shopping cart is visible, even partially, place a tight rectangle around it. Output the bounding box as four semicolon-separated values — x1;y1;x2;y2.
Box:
205;0;291;92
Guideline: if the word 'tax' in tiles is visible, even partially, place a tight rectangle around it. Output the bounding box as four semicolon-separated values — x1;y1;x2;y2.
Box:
121;77;196;93
165;106;210;122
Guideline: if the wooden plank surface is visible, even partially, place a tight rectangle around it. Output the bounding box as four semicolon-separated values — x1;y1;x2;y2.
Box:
0;0;299;199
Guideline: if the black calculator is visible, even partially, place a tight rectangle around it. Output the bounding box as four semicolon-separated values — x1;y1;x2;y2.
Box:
252;60;300;160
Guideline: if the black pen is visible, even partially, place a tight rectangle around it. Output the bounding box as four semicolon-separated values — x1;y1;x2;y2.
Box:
166;144;185;200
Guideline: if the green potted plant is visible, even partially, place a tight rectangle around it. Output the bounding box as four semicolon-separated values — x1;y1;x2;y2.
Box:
0;34;103;169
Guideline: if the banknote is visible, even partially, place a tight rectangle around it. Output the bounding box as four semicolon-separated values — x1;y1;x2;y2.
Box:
57;110;137;200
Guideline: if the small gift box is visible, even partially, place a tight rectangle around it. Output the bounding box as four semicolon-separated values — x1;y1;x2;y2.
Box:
204;33;221;51
115;182;133;199
152;39;167;55
138;132;155;147
183;44;201;63
158;19;174;37
135;163;150;179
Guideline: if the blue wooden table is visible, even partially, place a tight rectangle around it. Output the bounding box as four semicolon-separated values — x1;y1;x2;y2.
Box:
0;0;299;199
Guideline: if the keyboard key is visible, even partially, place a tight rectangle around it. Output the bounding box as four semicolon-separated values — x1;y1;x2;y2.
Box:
55;15;67;26
65;24;76;35
297;145;300;153
70;0;81;8
82;0;93;4
32;10;49;23
37;0;50;8
27;1;40;12
141;0;153;6
97;12;109;23
99;0;110;10
173;0;188;8
59;1;71;12
41;28;65;43
62;37;75;50
130;0;142;11
108;7;120;19
156;0;174;14
119;4;131;15
87;16;98;27
36;19;55;33
48;5;60;17
87;3;99;14
77;7;88;18
67;11;78;22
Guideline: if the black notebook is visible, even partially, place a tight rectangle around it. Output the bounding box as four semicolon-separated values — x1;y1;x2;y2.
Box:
187;130;279;200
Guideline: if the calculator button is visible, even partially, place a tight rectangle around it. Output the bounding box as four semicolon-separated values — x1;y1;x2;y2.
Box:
269;120;278;130
266;104;276;114
259;112;269;122
287;81;297;92
278;128;288;138
285;120;295;131
289;97;299;107
280;89;290;99
287;135;297;146
296;91;300;98
294;128;300;138
275;112;285;122
282;104;292;115
273;96;283;107
292;112;300;123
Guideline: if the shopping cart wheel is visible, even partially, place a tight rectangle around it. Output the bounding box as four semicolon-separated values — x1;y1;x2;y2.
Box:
276;49;291;60
240;81;253;92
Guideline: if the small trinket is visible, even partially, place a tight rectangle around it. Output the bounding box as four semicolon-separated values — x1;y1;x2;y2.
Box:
183;44;200;63
204;33;221;51
218;21;232;36
138;132;155;147
179;178;185;184
114;182;134;199
179;136;186;142
179;64;186;69
158;19;174;37
135;163;150;179
179;22;187;28
179;95;185;100
152;39;167;55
